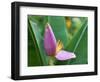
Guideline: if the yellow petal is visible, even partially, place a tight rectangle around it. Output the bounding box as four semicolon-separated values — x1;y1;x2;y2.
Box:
56;40;64;53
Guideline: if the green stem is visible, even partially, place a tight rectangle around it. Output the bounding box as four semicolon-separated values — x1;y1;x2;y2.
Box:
48;56;55;66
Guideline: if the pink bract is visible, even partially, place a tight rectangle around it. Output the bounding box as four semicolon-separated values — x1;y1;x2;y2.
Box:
55;50;76;61
44;23;56;56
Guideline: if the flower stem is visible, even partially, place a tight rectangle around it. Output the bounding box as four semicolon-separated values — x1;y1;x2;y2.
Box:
48;56;55;66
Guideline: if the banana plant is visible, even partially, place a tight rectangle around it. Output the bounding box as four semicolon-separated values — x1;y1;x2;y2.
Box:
28;15;88;66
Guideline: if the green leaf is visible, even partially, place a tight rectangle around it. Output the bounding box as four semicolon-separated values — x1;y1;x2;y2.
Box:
69;27;88;64
28;26;42;66
28;15;48;36
28;19;48;66
66;18;88;52
67;18;88;64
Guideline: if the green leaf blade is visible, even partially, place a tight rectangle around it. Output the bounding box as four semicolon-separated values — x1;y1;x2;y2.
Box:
28;19;48;66
66;18;88;64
